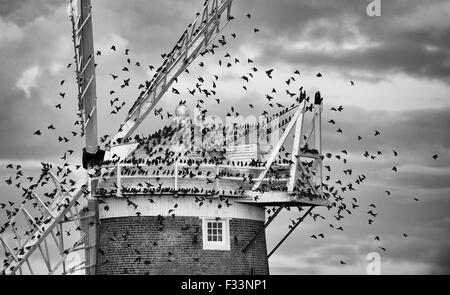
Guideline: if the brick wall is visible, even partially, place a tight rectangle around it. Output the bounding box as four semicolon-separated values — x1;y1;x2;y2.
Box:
95;216;269;275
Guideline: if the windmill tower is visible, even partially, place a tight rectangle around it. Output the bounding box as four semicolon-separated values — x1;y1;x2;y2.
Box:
0;0;327;275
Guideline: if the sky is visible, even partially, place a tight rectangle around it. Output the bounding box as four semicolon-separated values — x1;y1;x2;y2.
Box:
0;0;449;275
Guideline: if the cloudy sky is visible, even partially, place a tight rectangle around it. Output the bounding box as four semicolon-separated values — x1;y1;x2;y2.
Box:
0;0;449;274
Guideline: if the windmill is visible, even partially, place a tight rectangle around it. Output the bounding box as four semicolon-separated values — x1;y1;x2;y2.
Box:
0;0;327;275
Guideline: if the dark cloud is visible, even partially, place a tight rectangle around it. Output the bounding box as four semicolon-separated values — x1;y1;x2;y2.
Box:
231;0;450;81
322;105;450;160
0;0;62;26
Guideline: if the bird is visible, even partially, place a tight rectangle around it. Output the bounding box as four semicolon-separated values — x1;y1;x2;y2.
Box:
265;69;274;78
33;130;41;136
316;73;322;77
432;154;439;160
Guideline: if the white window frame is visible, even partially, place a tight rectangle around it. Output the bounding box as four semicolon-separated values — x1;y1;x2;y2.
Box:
201;218;230;250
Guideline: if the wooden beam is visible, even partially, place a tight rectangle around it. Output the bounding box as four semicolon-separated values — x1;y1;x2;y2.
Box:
242;206;283;252
267;206;314;258
288;102;305;192
252;106;304;191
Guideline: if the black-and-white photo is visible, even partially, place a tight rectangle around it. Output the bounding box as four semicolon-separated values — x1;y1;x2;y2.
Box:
0;0;449;282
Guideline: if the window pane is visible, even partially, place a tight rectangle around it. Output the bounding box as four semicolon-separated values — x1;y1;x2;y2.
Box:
204;219;228;247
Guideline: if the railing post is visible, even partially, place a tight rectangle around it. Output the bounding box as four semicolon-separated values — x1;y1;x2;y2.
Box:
174;160;178;190
117;164;122;197
314;92;323;196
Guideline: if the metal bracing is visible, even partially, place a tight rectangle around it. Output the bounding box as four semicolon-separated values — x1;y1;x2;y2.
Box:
287;102;306;192
252;103;306;191
107;0;234;151
267;206;314;259
249;94;323;198
242;206;283;252
0;174;90;275
240;96;323;258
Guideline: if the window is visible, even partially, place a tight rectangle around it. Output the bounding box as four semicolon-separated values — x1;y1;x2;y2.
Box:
202;218;230;250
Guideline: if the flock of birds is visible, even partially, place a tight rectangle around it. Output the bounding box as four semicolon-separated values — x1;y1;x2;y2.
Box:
0;6;442;274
